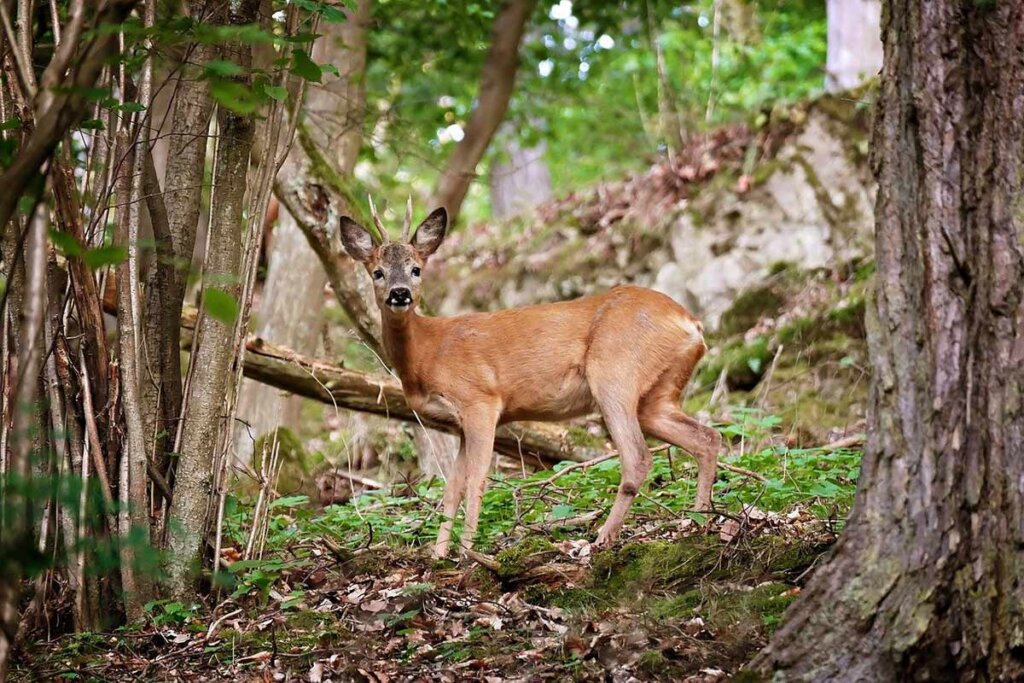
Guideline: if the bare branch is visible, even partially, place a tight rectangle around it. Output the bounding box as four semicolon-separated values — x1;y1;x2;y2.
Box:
0;0;139;238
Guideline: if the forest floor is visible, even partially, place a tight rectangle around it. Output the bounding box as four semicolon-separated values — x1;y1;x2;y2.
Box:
16;252;870;683
17;427;860;682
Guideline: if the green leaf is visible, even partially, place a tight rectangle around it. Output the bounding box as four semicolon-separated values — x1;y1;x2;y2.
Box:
48;229;85;258
83;245;127;269
205;59;245;77
0;117;21;131
203;288;239;324
550;504;575;520
209;79;263;115
290;49;322;83
262;84;288;101
80;118;105;131
270;495;310;509
321;5;346;22
686;511;707;525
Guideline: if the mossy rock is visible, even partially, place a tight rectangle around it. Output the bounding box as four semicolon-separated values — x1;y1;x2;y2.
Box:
698;336;774;391
238;427;324;500
555;534;826;613
718;285;786;337
253;426;307;470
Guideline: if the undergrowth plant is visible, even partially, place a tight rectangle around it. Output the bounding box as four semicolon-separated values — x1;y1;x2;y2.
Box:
220;407;861;594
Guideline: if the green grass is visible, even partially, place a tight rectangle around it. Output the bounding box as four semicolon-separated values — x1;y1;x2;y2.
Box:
222;406;860;576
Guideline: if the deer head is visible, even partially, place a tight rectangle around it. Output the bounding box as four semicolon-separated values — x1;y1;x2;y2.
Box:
338;198;448;315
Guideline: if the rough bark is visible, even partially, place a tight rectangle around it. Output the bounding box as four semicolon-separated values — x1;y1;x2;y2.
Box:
430;0;536;223
52;162;110;420
165;0;259;599
113;134;151;621
149;8;217;470
825;0;883;91
274;161;382;355
489;135;552;219
0;205;46;682
235;0;371;462
750;2;1024;680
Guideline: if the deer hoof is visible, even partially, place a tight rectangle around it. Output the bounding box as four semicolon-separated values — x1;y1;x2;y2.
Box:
431;543;450;560
594;526;618;548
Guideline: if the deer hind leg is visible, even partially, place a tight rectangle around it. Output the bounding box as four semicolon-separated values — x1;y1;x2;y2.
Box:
432;435;467;559
640;397;721;511
457;406;499;554
595;400;652;546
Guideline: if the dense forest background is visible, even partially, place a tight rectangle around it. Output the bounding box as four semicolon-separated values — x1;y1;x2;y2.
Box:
1;0;1021;680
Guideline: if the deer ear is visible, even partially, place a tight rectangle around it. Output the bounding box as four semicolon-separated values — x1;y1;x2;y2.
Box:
339;216;375;262
411;207;447;258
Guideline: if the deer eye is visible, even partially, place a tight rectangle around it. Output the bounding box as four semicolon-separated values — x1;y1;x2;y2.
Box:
411;266;421;277
372;269;385;280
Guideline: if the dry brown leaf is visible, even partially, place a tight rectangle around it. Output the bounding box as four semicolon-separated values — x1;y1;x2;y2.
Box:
361;598;388;613
719;518;741;542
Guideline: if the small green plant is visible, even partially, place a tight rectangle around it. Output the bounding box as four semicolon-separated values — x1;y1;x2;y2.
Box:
144;600;199;627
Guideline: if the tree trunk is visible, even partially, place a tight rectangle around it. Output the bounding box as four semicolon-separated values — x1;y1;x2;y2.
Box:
825;0;882;91
430;0;536;223
235;0;371;463
489;133;552;219
113;133;151;621
165;0;259;600
0;205;46;682
148;4;217;472
274;152;383;355
750;2;1024;680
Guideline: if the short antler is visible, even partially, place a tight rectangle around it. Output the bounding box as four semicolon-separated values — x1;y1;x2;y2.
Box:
367;194;389;244
401;196;413;241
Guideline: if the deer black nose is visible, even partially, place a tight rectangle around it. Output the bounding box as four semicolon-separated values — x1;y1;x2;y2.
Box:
387;287;412;306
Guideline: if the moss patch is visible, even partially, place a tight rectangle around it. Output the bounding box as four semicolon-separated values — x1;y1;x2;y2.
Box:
718;285;786;337
494;536;558;579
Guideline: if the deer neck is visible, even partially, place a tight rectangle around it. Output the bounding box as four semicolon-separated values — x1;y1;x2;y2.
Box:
381;309;427;389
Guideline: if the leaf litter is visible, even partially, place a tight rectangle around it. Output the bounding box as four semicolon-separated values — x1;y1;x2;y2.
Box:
19;503;837;682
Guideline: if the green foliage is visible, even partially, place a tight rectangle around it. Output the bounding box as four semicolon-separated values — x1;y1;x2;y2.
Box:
48;229;128;269
144;600;200;627
360;0;828;222
227;557;311;604
203;288;240;324
1;442;164;589
220;406;859;570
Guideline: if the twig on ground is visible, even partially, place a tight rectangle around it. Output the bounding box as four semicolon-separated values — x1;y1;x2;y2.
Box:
329;469;385;490
205;608;242;640
525;509;603;532
463;549;501;572
822;433;865;450
720;461;768;482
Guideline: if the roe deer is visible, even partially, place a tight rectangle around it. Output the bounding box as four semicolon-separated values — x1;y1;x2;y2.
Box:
339;201;720;558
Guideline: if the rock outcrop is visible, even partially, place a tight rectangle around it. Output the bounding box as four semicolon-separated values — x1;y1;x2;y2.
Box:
428;90;875;331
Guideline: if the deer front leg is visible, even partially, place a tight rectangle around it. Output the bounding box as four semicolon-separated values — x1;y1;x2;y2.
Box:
432;436;467;559
457;407;499;554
